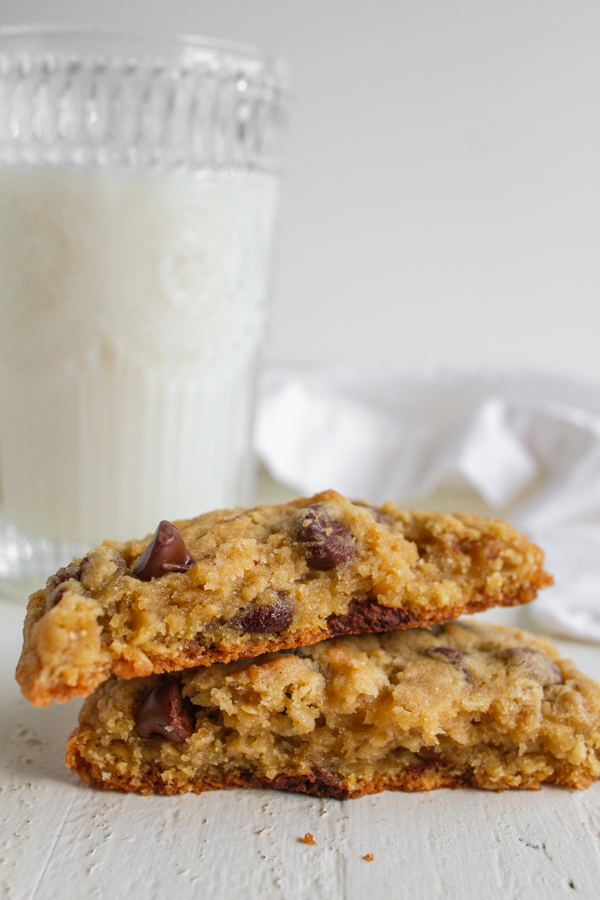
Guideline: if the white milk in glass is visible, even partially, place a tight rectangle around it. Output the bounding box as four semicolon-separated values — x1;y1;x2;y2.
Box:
0;168;278;545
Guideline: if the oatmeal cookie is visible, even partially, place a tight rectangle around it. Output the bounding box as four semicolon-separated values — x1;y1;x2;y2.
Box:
17;491;551;706
66;621;600;795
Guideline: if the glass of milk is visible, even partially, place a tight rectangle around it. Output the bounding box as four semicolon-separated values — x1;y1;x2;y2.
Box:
0;26;288;599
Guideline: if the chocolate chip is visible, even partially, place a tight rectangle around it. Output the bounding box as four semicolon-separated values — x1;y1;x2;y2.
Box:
426;646;464;663
132;521;195;581
135;680;196;743
234;593;293;633
498;647;563;687
266;769;352;800
45;559;86;611
294;505;355;570
327;595;417;634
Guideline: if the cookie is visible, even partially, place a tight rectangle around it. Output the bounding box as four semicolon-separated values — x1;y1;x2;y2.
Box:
66;621;600;795
17;490;551;706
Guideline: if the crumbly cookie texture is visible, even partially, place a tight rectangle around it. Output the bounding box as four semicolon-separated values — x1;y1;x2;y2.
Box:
17;490;551;706
66;621;600;796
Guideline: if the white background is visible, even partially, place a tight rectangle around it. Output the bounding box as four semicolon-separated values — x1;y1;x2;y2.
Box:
2;1;600;374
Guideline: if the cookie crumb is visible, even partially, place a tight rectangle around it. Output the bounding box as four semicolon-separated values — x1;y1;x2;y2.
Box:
302;832;317;845
364;853;374;861
255;829;263;834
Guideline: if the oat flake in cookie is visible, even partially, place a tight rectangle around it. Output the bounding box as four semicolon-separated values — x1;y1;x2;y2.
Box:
66;622;600;795
16;490;551;706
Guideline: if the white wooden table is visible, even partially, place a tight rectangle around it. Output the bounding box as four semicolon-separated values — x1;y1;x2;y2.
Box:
2;476;600;899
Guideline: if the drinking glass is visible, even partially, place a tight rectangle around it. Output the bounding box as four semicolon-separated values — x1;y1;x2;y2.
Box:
0;26;288;600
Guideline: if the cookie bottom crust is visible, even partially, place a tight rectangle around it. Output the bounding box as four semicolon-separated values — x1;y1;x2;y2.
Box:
66;743;596;798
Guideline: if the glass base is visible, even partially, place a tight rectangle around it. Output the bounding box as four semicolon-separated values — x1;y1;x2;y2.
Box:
0;519;87;605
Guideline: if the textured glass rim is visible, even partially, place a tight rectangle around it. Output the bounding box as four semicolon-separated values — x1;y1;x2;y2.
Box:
0;24;290;88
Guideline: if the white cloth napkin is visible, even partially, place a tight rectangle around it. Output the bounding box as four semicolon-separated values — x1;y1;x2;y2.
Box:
256;364;600;643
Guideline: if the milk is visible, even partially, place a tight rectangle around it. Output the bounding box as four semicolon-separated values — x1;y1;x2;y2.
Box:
0;168;279;545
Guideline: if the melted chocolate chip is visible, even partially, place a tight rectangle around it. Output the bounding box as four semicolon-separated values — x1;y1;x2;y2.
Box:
235;593;293;633
327;595;417;635
135;680;196;743
132;521;195;581
45;559;86;611
294;505;355;570
498;647;563;687
426;646;464;664
266;769;351;800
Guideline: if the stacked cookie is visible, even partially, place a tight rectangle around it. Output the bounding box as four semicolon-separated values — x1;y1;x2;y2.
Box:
16;490;600;796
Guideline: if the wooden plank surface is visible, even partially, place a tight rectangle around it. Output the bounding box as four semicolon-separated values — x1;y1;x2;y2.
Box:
2;594;600;900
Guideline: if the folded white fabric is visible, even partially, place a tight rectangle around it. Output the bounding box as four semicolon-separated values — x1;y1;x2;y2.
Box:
256;365;600;643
